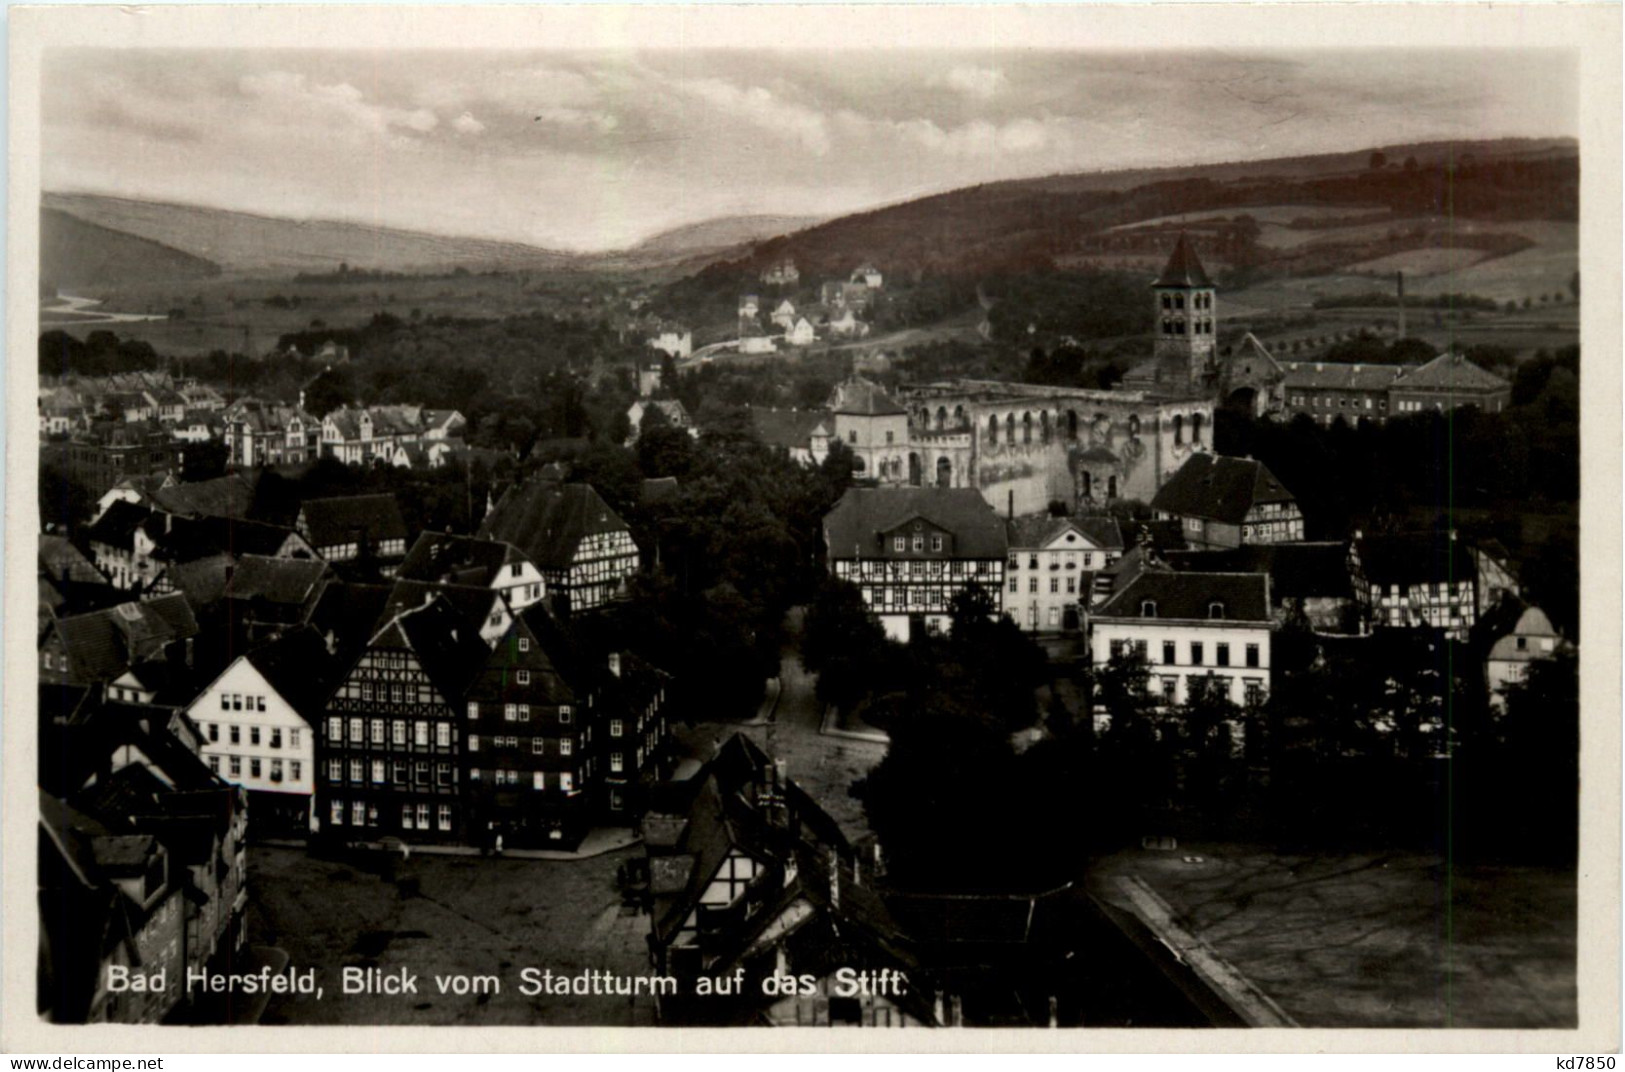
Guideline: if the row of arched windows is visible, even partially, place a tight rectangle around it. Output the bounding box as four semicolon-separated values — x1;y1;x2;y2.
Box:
1170;412;1205;446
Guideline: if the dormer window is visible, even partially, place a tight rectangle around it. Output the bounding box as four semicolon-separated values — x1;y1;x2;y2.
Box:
1141;600;1157;617
1208;601;1226;620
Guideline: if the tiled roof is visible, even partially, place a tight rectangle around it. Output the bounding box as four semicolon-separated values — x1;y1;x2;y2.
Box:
477;480;632;571
1165;542;1353;602
1150;453;1297;526
374;579;506;639
154;515;306;564
1391;353;1511;393
87;501;151;548
1005;515;1124;552
225;555;332;607
749;407;832;451
828;376;906;417
52;594;199;681
150;474;256;520
370;595;491;701
1153;234;1213;288
244;627;340;718
1357;533;1477;587
40;536;106;585
1094;562;1270;622
1281;361;1410;392
397;532;523;588
298;494;409;551
824;487;1008;559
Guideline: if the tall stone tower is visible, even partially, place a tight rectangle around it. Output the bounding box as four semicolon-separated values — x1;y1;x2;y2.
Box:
1151;233;1217;393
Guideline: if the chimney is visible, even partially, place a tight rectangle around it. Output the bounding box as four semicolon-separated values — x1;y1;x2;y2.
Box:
608;652;621;678
828;847;840;910
1007;490;1014;521
184;637;194;668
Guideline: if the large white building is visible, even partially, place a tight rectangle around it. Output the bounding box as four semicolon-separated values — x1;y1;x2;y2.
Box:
1088;551;1272;716
1004;515;1125;633
187;628;334;834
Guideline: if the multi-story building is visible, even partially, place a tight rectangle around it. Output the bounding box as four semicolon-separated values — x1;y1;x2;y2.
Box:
39;593;199;696
396;532;547;613
187;627;334;835
1479;598;1572;709
1280;361;1408;426
1004;515;1124;632
1388;352;1512;416
477;480;640;613
316;594;488;842
295;494;411;571
1354;531;1481;640
596;648;672;820
822;487;1007;641
53;421;183;499
1150;453;1304;549
1088;551;1272;713
223;399;319;467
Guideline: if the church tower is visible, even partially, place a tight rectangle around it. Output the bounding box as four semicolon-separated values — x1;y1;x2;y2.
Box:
1152;234;1217;392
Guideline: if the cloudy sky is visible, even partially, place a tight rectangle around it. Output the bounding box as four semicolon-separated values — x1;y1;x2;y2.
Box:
43;47;1576;251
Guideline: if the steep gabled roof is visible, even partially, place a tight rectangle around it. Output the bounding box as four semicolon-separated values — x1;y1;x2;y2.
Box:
824;488;1008;560
828;376;906;417
1153;233;1213;288
51;595;199;682
476;480;632;571
87;501;151;548
225;554;332;608
396;532;525;588
1357;533;1478;588
374;579;506;640
375;596;492;701
298;494;409;551
1150;453;1297;526
243;627;341;719
149;474;255;520
40;536;106;585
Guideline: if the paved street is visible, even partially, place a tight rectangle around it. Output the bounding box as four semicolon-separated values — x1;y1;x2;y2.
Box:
678;617;886;844
246;845;658;1026
1092;843;1577;1028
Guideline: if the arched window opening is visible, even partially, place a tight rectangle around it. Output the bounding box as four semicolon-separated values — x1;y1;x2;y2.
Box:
1192;411;1205;445
1208;601;1226;620
936;456;952;488
1067;410;1079;440
1141;600;1158;618
936;406;948;430
1022;412;1033;444
1173;414;1184;446
987;415;999;444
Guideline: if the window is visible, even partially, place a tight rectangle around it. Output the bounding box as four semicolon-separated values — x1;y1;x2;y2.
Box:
230;725;241;745
415;761;429;785
436;763;452;786
220;694;230;711
848;430;857;444
1141;600;1157;617
1162;677;1177;702
208;755;220;773
1029;578;1038;594
417;803;431;829
290;761;302;781
1208;601;1226;620
610;752;624;773
331;800;345;826
371;760;385;783
467;701;479;720
560;739;573;756
329;758;343;782
414;722;429;747
250;758;262;778
610;719;623;738
257;696;267;712
1009;577;1019;594
931;535;943;552
518;704;530;721
232;694;243;711
349;759;364;783
533;771;546;790
518;637;530;652
1191;642;1204;666
436;723;451;748
392;761;407;784
401;805;415;830
1163;641;1177;665
1048;607;1060;626
229;756;242;777
912;535;924;552
532;738;545;755
517;670;530;685
504;703;517;722
1245;643;1260;668
349;717;363;742
560;772;575;793
1245;679;1264;705
248;726;260;746
270;728;282;749
370;719;385;743
559;706;572;725
893;537;905;552
1050;578;1059;593
1066;577;1076;594
1217;643;1231;667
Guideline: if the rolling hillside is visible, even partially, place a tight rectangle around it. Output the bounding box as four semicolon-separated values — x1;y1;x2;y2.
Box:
43;192;575;275
41;207;221;290
627;215;824;258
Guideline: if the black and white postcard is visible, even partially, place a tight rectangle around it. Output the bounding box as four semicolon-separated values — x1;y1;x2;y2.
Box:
6;2;1620;1056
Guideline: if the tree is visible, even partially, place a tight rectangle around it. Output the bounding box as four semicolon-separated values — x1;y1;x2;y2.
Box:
801;578;890;712
1369;150;1388;170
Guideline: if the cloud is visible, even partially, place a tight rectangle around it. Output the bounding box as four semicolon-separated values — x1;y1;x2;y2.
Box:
942;65;1007;100
532;106;618;133
238;71;438;136
452;111;486;135
675;78;831;156
842;111;1057;158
